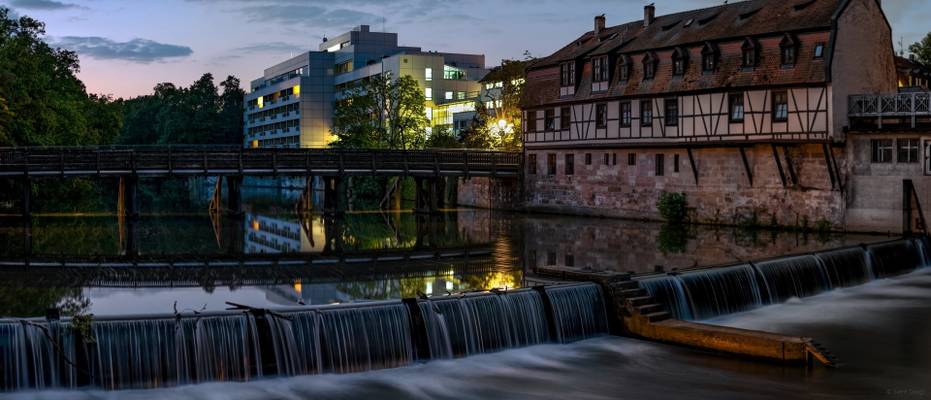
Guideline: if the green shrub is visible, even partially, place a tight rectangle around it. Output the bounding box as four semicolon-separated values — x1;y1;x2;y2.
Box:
656;192;688;222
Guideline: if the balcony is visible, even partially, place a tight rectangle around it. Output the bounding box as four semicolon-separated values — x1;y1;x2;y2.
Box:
849;92;931;129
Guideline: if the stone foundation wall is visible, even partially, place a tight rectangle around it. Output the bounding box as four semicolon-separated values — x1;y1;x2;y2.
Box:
524;143;845;229
845;133;931;233
456;177;521;210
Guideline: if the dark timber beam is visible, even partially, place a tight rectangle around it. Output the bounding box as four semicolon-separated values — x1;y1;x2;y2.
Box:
771;144;788;187
686;148;699;185
739;146;753;186
822;143;837;190
21;177;31;218
226;176;243;216
782;145;798;186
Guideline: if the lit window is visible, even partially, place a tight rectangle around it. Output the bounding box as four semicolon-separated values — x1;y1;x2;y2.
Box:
486;101;494;109
495;100;502;108
445;91;453;100
425;88;432;100
729;93;744;123
425;67;433;81
486;83;494;90
425;107;432;121
457;91;466;100
495;81;503;88
772;91;788;122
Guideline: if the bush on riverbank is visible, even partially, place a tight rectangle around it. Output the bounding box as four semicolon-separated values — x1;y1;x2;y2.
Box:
657;192;688;222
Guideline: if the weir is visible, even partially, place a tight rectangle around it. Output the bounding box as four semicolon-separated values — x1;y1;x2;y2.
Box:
639;237;930;321
0;283;608;391
534;236;930;367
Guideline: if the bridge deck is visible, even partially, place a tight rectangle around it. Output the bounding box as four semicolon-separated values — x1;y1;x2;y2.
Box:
0;146;522;178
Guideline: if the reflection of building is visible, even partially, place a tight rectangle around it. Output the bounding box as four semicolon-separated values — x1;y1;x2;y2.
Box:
244;213;325;254
243;25;488;148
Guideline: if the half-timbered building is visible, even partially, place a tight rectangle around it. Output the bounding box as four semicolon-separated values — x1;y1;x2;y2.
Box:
521;0;896;227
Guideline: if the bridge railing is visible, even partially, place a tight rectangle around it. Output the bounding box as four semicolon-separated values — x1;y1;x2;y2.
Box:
0;146;522;177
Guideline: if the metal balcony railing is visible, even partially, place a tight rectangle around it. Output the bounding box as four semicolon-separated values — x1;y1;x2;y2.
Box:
849;92;931;128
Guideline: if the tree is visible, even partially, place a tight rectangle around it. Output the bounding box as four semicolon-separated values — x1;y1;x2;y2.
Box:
909;32;931;67
118;74;243;145
0;7;121;146
465;59;527;151
331;74;428;149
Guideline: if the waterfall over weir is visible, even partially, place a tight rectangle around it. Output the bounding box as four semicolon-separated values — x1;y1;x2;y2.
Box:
641;237;931;321
0;283;608;391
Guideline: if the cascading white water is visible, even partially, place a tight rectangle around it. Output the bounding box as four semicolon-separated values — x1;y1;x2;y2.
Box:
0;284;611;392
641;238;928;321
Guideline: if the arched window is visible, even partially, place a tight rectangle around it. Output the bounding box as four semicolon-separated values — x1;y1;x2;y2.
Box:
780;33;798;66
741;37;759;68
618;55;631;81
701;42;718;72
672;47;689;76
643;52;658;80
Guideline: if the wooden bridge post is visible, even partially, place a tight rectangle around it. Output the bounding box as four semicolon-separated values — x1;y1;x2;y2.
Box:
435;177;447;209
21;177;31;218
118;176;138;218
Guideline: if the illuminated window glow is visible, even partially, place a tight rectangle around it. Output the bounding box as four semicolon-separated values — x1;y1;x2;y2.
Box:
425;87;432;100
425;67;433;81
445;91;453;100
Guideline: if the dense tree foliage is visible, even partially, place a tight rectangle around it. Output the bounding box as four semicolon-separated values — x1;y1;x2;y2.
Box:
118;74;244;145
0;7;121;146
909;32;931;67
332;74;428;149
465;59;527;151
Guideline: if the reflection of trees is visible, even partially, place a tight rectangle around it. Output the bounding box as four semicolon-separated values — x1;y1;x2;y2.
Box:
657;223;691;255
0;287;89;318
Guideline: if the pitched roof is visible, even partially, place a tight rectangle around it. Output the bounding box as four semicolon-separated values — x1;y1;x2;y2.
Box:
530;0;842;69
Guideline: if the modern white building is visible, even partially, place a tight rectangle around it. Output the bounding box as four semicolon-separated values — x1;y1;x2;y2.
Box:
244;25;489;148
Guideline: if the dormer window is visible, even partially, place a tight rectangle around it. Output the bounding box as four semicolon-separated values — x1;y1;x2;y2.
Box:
780;34;798;66
592;56;609;82
741;38;759;68
701;42;718;72
643;52;657;80
560;62;576;86
618;55;631;81
672;48;688;76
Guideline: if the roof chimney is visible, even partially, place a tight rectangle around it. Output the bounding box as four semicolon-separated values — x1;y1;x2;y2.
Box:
594;14;606;35
644;3;655;27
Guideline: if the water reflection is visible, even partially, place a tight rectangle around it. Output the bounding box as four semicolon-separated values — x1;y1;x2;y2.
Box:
0;193;892;318
519;215;886;275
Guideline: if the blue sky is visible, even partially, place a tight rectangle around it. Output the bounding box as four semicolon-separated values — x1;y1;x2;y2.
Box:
2;0;928;98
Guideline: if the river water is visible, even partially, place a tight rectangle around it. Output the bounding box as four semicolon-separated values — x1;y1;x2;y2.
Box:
4;269;929;400
0;187;923;398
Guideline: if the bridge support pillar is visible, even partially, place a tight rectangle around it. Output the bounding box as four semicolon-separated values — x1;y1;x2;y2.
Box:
414;177;439;214
21;177;31;218
118;176;138;218
226;176;243;216
323;177;344;215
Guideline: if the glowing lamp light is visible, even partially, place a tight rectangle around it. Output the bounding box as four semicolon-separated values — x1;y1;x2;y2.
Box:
497;119;508;129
